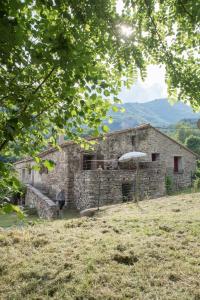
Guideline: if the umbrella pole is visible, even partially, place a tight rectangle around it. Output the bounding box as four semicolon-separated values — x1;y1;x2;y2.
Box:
135;158;139;203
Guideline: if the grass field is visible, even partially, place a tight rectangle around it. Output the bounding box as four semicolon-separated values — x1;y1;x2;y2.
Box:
0;193;200;300
0;213;40;228
0;208;80;228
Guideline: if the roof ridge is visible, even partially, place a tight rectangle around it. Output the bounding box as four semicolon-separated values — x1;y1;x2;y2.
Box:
151;125;198;157
14;124;151;164
14;123;198;165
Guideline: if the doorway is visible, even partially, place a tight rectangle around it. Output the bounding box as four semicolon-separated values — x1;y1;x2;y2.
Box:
122;182;133;202
82;154;95;170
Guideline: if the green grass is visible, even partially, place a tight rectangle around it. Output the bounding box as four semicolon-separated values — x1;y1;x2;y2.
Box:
0;213;20;228
0;213;40;228
0;193;200;300
0;208;80;228
169;186;200;196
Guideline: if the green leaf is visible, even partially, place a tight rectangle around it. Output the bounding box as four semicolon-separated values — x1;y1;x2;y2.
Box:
32;165;41;171
108;117;113;124
43;160;55;171
35;157;41;164
112;106;119;112
2;203;24;219
104;90;110;97
102;125;109;133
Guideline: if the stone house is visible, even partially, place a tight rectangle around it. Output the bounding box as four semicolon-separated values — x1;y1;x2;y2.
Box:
15;124;197;217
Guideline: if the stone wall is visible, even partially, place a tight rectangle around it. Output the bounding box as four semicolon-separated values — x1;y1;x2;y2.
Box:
25;184;58;219
74;161;166;211
92;126;196;190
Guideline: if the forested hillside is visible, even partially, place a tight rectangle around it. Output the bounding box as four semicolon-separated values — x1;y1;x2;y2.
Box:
107;99;200;130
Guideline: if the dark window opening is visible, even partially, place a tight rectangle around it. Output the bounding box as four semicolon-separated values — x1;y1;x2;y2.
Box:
174;156;182;173
96;154;104;169
83;154;95;170
28;165;32;175
122;183;133;202
131;135;136;146
152;153;160;161
115;155;121;170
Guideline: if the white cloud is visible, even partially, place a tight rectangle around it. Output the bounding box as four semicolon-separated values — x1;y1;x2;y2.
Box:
118;65;168;103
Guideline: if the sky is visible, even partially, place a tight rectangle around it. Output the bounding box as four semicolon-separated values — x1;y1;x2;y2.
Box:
118;65;168;103
116;1;168;103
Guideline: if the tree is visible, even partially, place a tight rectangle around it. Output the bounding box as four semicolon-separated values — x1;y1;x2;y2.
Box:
122;0;200;105
168;121;200;145
0;0;136;158
185;135;200;155
0;0;199;202
171;122;198;144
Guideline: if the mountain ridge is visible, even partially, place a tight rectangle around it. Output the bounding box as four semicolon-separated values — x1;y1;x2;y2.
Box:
107;98;200;131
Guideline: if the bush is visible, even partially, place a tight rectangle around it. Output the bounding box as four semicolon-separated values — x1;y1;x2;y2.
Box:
193;177;200;191
165;176;173;195
185;135;200;155
0;162;25;218
193;160;200;191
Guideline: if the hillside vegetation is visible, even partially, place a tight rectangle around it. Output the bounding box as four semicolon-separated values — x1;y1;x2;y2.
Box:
107;99;200;130
0;193;200;300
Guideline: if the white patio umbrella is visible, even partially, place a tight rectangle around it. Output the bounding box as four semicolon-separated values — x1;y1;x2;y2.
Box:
118;151;147;202
119;151;146;162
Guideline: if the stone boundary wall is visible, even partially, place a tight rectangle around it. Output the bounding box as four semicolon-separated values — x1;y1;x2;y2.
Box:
74;161;166;211
25;184;58;219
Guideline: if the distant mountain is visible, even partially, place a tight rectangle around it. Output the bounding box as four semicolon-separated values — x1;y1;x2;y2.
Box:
107;98;200;131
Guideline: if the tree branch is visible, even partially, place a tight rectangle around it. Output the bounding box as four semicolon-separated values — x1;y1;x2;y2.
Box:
0;139;9;152
32;67;56;95
143;0;178;77
179;1;194;22
0;67;56;153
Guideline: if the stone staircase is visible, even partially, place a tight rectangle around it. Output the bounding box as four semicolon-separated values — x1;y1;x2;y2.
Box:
25;184;58;219
33;184;56;202
31;184;75;215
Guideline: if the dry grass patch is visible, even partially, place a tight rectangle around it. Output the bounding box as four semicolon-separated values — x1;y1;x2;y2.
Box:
0;193;200;299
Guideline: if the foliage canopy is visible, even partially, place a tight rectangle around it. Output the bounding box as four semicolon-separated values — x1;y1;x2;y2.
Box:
0;0;199;202
0;0;199;156
185;135;200;155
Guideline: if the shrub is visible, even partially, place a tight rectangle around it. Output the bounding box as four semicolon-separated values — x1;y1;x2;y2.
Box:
0;162;25;218
193;160;200;191
193;177;200;191
165;175;173;195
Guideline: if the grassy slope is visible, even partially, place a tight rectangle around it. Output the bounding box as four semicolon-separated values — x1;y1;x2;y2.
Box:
0;214;21;228
0;214;40;228
0;193;200;300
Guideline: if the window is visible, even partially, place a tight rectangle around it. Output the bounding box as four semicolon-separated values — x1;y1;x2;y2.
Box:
152;153;160;161
83;154;95;170
174;156;182;173
22;169;25;180
96;154;104;169
131;135;136;146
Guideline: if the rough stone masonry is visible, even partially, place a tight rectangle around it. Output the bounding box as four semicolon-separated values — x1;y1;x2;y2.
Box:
15;124;197;218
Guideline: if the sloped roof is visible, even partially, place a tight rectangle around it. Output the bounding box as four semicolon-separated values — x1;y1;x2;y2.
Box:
14;123;198;165
150;125;198;157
